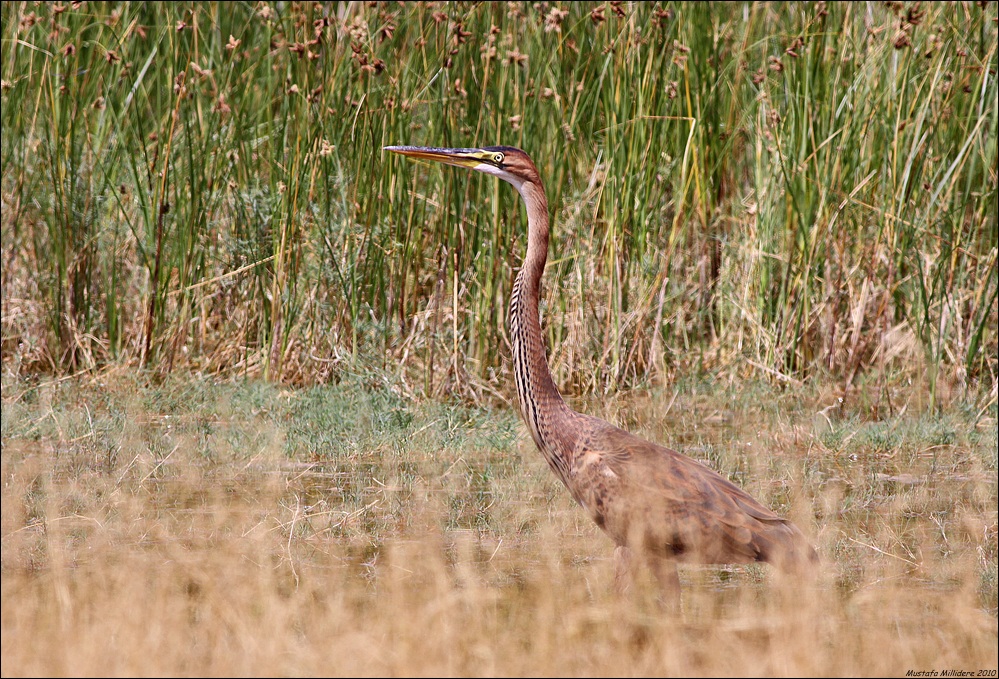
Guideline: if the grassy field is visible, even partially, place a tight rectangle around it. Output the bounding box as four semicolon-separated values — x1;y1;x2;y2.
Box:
2;2;998;676
1;370;996;676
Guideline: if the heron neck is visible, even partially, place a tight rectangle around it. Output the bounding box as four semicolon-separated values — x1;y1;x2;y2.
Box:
509;181;573;464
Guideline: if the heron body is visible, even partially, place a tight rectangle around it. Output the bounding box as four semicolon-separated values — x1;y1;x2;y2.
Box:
384;144;817;596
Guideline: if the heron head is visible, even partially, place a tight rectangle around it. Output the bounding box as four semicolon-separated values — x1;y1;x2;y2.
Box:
384;145;541;192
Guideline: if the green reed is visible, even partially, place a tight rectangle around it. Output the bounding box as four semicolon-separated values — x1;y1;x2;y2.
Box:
2;2;995;401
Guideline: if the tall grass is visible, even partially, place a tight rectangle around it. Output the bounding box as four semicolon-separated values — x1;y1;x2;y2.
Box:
2;2;996;402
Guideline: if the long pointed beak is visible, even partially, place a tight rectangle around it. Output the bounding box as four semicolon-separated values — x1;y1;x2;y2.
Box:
384;145;494;170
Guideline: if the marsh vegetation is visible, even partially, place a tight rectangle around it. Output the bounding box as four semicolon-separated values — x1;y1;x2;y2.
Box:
2;2;997;675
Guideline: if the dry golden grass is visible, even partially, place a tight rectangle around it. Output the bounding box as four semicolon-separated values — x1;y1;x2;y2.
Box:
2;372;996;677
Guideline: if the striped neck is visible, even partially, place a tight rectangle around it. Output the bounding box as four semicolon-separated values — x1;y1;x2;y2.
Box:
508;180;575;482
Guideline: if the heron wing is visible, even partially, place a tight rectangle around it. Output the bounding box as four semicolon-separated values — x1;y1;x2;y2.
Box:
575;420;812;565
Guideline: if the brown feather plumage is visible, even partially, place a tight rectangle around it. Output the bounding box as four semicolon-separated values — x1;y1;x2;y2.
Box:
568;417;817;569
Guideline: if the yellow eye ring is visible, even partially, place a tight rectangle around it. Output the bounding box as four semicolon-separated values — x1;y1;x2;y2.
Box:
493;153;504;164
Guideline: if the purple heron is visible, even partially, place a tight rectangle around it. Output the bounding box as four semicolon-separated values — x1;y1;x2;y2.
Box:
384;144;818;597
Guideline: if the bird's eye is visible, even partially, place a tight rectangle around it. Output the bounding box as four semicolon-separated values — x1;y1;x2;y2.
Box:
493;153;504;164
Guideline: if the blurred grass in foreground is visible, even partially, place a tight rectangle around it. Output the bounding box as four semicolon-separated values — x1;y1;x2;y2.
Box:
1;372;996;675
1;2;996;406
